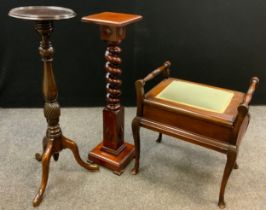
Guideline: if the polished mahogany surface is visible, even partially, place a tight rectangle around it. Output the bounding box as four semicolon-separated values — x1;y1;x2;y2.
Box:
8;6;97;207
82;12;142;174
82;12;142;27
145;78;245;126
131;61;259;208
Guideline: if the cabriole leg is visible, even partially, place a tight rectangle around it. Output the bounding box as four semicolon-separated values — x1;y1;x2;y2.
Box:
131;117;141;175
32;140;53;207
218;149;237;208
62;136;99;171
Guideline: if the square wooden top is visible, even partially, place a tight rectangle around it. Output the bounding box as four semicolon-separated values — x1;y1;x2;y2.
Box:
82;12;142;27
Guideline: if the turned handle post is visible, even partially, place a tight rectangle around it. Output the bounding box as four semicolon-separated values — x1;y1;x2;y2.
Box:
238;76;259;115
135;61;171;116
142;61;171;84
232;76;259;144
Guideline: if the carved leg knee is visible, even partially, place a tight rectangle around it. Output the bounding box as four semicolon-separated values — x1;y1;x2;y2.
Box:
218;149;237;208
35;137;48;162
131;117;140;175
62;136;99;171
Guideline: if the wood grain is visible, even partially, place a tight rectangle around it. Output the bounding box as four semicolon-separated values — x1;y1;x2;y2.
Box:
132;61;259;208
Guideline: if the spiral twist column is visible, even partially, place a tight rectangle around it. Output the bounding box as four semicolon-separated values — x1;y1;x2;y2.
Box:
105;41;122;111
82;12;142;175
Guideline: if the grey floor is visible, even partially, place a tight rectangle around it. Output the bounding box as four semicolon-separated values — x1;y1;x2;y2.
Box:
0;107;265;210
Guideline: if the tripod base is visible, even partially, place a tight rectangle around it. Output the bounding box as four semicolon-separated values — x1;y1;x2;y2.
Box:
88;142;135;175
33;135;99;207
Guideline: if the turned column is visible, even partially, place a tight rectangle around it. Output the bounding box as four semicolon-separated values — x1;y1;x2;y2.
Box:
8;6;99;207
36;21;62;141
82;12;142;175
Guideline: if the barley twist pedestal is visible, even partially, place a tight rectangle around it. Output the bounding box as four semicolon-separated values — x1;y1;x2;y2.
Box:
8;6;99;207
82;12;142;175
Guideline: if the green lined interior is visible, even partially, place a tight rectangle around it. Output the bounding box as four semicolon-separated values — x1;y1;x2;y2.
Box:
156;80;234;113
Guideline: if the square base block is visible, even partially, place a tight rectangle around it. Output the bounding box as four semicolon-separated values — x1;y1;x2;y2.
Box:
88;142;135;175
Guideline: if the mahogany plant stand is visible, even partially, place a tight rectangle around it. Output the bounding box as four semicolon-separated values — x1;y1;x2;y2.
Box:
8;6;99;207
82;12;142;175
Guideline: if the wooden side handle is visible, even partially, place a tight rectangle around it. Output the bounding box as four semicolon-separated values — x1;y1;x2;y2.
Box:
142;61;171;84
238;76;259;114
233;76;259;144
135;61;171;116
